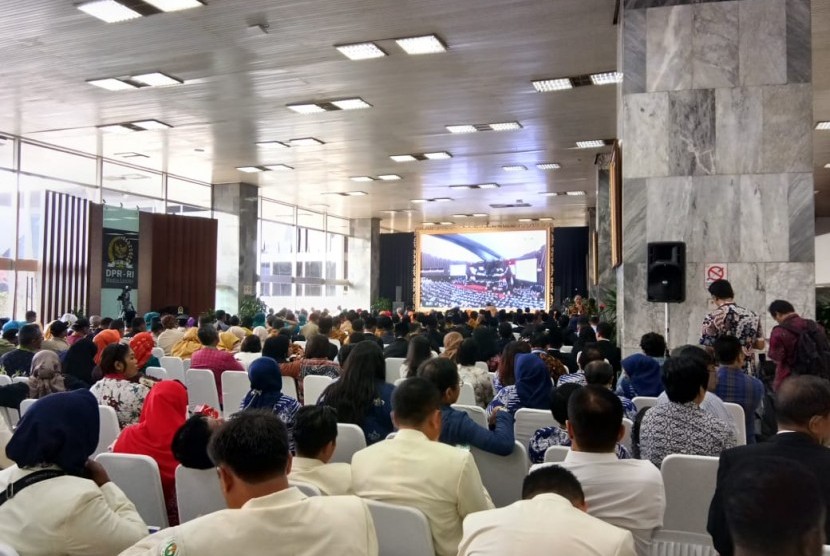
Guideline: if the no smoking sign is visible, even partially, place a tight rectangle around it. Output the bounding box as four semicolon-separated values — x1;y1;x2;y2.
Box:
705;263;728;285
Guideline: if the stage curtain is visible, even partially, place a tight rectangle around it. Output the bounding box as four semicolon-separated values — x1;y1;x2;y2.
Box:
553;227;589;307
379;233;414;306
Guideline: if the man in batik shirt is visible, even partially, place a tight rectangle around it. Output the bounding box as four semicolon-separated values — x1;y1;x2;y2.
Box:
700;280;765;375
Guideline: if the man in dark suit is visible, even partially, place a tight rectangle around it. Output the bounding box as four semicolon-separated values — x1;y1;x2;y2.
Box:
382;322;410;359
594;322;621;374
707;375;830;556
546;327;577;374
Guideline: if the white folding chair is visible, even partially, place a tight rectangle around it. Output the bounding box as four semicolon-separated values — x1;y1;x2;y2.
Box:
366;500;435;556
513;332;520;340
95;453;169;528
543;445;570;463
451;404;488;428
621;418;633;452
632;396;659;411
175;466;226;523
96;405;121;456
145;366;167;381
185;369;220;412
474;361;489;372
0;375;11;386
0;543;19;556
661;454;719;535
221;371;250;419
18;398;36;417
650;531;718;556
329;338;341;349
394;377;406;387
182;358;191;372
282;376;298;400
160;356;186;382
560;346;573;354
514;408;555;452
723;402;747;446
385;357;405;383
0;375;17;428
330;423;367;464
151;347;165;360
457;383;476;406
471;441;528;508
303;375;334;405
290;481;322;497
12;377;28;384
823;546;830;556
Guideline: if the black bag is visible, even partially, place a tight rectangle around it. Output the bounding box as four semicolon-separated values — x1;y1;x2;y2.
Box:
779;320;830;380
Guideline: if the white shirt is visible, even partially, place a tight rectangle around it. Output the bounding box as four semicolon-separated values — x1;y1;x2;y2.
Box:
157;329;184;356
458;493;636;556
657;390;739;438
233;351;261;371
351;428;494;556
289;456;352;495
121;487;377;556
532;451;665;556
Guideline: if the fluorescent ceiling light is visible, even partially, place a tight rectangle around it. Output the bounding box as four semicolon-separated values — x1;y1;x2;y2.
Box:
502;165;527;172
378;174;402;181
336;42;387;60
131;119;172;130
237;166;263;173
257;141;289;148
824;164;830;169
489;122;522;131
424;151;452;160
566;191;586;196
391;154;417;162
346;191;368;196
590;72;623;85
577;140;606;149
77;0;141;23
98;124;135;134
87;78;137;91
478;183;500;189
410;199;428;203
816;122;830;130
449;185;473;190
131;72;183;87
264;164;294;171
540;192;560;197
395;34;446;55
447;125;478;134
536;163;561;170
331;98;372;110
518;218;533;222
287;103;326;114
433;197;452;203
289;137;325;146
350;176;375;182
142;0;205;11
532;78;573;92
538;217;554;222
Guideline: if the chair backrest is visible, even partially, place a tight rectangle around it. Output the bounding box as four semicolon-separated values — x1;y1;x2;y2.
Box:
0;543;19;556
95;453;169;527
474;361;489;372
513;332;520;340
488;371;497;385
385;357;405;383
302;375;334;406
451;404;488;428
96;405;121;456
514;408;555;452
457;383;476;406
160;356;185;382
145;366;167;381
174;465;226;523
0;375;10;387
632;396;659;411
221;371;250;419
824;545;830;556
560;346;573;354
0;375;15;429
471;441;529;508
621;418;633;452
185;369;220;411
151;347;165;360
723;402;747;446
394;377;406;387
282;376;298;400
543;445;570;463
12;377;28;384
661;454;720;535
290;481;322;497
330;423;368;464
18;398;36;416
366;500;435;556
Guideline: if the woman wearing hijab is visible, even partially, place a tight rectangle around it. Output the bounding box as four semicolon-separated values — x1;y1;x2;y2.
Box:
252;312;267;329
129;332;159;374
93;328;121;366
0;350;78;410
217;330;241;353
441;331;463;363
617;333;667;399
62;337;98;386
90;343;153;428
171;327;201;360
0;389;147;553
240;357;301;452
486;352;552;418
113;380;188;526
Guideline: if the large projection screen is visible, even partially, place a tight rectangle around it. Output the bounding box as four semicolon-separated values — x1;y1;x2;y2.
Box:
415;226;551;310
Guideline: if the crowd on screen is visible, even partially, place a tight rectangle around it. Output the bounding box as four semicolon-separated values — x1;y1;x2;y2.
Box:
419;278;544;309
0;277;828;555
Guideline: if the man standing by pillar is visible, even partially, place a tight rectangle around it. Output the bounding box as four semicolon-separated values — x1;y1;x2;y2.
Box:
700;280;764;375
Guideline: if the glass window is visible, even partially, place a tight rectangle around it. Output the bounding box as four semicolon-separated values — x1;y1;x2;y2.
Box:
0;169;16;260
215;211;240;312
168;177;211;209
261;198;295;225
166;203;212;218
19;173;98;203
327;215;350;235
297;210;325;232
0;135;14;170
102;162;162;198
20;143;97;185
101;189;165;213
17;188;43;261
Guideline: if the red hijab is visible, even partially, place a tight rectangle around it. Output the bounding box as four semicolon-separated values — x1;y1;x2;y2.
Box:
93;329;121;365
129;332;155;370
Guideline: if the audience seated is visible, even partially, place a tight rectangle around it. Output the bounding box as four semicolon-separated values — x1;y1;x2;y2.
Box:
456;338;494;408
487;353;551;417
61;335;98;387
156;315;184;356
351;377;493;556
528;332;568;384
617;332;667;398
546;327;577;374
113;380;189;525
400;335;433;379
279;335;341;402
190;325;244;402
241;357;301;451
172;413;221;470
0;320;19;357
90;343;154;428
458;465;636;556
708;376;830;556
493;340;531;391
382;321;410;358
0;390;148;554
712;336;763;443
217;330;242;353
171;326;201;360
288;406;351;495
129;332;160;374
319;341;394;444
594;322;621;376
440;331;463;363
234;335;262;370
532;385;664;556
419;357;515;455
558;346;604;386
640;354;736;467
261;334;291;364
122;411;378;555
0;324;42;376
41;319;70;354
585;360;637;421
0;349;88;410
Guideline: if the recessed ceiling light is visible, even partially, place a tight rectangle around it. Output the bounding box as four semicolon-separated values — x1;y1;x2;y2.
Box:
540;192;560;197
423;151;452;160
142;0;205;12
518;218;533;222
395;34;447;55
538;217;554;222
565;191;586;196
287;103;327;114
237;166;264;173
532;78;573;92
503;165;527;172
289;137;325;146
433;197;452;203
335;42;387;60
131;72;183;87
536;163;561;170
449;185;473;190
816;122;830;131
391;154;417;162
257;141;289;148
410;199;428;204
489;122;522;131
447;125;478;134
346;191;368;196
576;140;606;149
478;183;500;189
98;124;135;134
378;174;402;181
350;176;375;182
131;119;172;130
77;0;141;23
87;78;137;91
331;98;372;110
264;164;294;171
590;72;623;85
824;163;830;169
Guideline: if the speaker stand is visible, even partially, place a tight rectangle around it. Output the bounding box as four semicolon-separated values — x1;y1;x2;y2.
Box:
664;303;670;350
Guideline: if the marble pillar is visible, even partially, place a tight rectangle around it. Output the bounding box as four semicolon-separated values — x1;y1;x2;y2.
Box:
619;0;815;353
596;169;616;296
348;218;381;310
212;182;259;313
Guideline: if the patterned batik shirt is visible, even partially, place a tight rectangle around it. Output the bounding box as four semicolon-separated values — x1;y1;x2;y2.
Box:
90;377;152;429
528;425;631;464
700;302;764;374
639;401;737;468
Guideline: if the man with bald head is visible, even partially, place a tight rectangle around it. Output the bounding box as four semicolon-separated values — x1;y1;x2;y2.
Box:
708;376;830;556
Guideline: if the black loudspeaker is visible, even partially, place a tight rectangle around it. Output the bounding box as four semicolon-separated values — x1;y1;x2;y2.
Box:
647;242;686;303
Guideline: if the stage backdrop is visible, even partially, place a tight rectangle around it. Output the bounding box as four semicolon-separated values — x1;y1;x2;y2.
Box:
552;226;589;307
379;233;415;307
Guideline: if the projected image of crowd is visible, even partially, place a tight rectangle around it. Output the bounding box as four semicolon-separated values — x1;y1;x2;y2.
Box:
420;278;544;309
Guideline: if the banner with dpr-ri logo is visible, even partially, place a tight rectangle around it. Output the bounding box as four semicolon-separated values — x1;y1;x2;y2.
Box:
102;228;139;288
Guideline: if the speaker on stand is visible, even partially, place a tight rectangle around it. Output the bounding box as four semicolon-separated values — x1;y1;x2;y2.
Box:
647;242;686;349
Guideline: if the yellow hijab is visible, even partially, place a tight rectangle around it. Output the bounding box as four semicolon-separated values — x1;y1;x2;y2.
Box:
218;331;241;353
171;328;201;360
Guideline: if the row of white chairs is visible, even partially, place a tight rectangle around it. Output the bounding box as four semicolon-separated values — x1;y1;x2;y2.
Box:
16;400;120;457
384;357;489;385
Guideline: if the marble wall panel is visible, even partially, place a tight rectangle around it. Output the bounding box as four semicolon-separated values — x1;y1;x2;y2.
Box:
624;9;647;96
764;262;816;333
761;84;812;173
739;174;789;262
690;175;741;263
621;263;667;351
623;93;669;178
622;178;648;265
668;89;716;176
667;262;708;349
715;87;763;175
692;2;739;89
788;173;816;262
646;176;693;245
786;0;812;83
647;5;693;92
739;0;787;86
